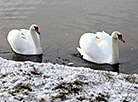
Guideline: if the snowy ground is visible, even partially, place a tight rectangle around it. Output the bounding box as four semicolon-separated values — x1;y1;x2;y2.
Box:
0;57;138;102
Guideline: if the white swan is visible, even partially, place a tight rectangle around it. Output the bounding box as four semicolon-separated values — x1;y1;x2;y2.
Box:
77;31;125;64
7;24;43;55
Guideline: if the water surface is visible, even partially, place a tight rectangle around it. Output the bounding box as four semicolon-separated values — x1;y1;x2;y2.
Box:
0;0;138;73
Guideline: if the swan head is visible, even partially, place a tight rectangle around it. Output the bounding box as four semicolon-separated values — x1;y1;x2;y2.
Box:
30;24;40;35
112;31;125;43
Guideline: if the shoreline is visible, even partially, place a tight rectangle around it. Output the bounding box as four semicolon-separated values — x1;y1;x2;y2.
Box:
0;57;138;101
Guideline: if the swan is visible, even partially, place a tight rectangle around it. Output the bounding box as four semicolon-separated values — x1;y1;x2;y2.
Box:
77;31;125;64
7;24;43;55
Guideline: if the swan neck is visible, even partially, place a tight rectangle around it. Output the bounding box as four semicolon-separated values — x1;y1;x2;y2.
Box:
30;29;41;50
111;37;119;64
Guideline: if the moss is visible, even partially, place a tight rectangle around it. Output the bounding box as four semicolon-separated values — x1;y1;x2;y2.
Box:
0;74;7;78
15;82;32;91
14;97;24;101
55;92;67;101
123;100;129;102
39;98;46;102
96;96;107;102
124;75;138;84
76;96;86;101
53;80;88;91
52;80;88;101
95;93;110;102
30;70;42;75
52;82;68;90
30;67;42;76
9;82;32;96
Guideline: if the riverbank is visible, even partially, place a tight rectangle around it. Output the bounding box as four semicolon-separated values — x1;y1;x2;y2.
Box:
0;57;138;102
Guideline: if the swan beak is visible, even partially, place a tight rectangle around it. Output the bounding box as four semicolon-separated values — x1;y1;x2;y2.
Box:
119;36;125;43
35;28;40;35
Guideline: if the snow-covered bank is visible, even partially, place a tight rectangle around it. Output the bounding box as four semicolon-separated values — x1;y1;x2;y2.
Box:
0;57;138;102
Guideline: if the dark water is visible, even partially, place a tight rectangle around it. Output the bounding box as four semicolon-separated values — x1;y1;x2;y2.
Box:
0;0;138;73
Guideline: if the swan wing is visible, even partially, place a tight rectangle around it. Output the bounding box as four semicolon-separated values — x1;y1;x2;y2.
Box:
7;29;35;54
95;31;111;45
20;29;33;41
95;31;112;57
77;33;110;63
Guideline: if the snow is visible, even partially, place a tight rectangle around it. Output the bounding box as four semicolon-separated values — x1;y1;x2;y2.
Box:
0;57;138;102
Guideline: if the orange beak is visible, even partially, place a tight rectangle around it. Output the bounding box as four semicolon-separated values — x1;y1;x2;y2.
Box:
119;36;125;43
35;28;40;35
